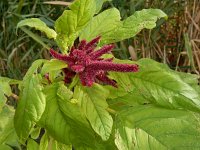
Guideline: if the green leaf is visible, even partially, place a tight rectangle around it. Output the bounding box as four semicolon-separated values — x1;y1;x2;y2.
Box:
39;83;102;149
14;75;46;143
130;60;200;112
30;127;41;139
80;8;121;42
41;59;67;75
95;0;111;13
102;9;167;44
0;145;13;150
74;84;113;141
0;77;16;98
39;132;49;150
137;58;170;72
51;139;72;150
115;105;200;150
17;18;57;39
130;70;200;112
109;58;200;112
0;79;12;110
0;105;20;149
138;58;200;88
24;59;47;80
27;139;39;150
0;77;21;85
57;84;90;127
38;84;71;145
108;91;148;111
55;0;96;51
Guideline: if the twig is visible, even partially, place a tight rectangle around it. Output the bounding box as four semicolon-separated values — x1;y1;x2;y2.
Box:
11;93;19;101
106;108;117;115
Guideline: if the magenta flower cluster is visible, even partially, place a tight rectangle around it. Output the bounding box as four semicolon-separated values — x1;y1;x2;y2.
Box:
50;36;139;87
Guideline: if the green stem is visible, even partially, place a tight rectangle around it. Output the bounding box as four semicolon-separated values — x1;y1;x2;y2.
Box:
69;75;79;90
106;107;117;115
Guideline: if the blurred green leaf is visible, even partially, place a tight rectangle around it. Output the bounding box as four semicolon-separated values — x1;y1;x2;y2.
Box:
39;132;49;150
110;58;200;112
0;78;12;96
17;18;57;39
0;80;12;110
14;74;46;143
102;9;167;44
55;0;96;51
0;77;22;110
57;84;89;127
30;127;41;140
74;84;113;141
38;83;71;145
39;83;103;149
0;145;13;150
41;59;67;75
80;8;121;42
115;105;200;150
27;139;39;150
23;59;47;80
0;105;20;149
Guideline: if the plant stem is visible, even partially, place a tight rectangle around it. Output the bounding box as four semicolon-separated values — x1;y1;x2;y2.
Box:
11;93;19;100
106;107;117;115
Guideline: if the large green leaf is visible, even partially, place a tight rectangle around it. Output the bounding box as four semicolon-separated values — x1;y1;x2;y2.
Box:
17;18;57;39
0;105;20;149
73;84;113;141
80;8;121;42
109;58;200;112
14;74;46;143
39;84;71;145
39;83;102;149
130;70;200;112
115;105;200;150
138;58;200;91
102;9;167;44
57;84;89;126
55;0;96;51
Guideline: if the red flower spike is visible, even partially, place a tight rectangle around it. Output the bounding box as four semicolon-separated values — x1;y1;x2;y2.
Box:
85;36;101;50
50;36;139;87
78;40;87;50
50;48;74;63
89;61;139;72
63;68;76;83
90;44;114;60
96;71;117;87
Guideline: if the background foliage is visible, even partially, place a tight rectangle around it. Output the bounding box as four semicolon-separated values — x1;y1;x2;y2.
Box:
0;0;200;149
0;0;200;80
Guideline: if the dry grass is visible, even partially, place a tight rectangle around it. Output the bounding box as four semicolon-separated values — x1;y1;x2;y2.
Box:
125;0;200;74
